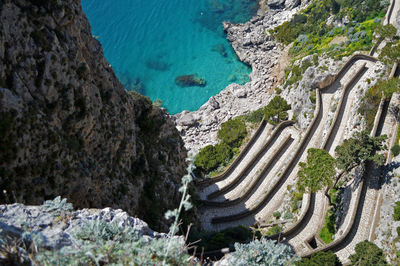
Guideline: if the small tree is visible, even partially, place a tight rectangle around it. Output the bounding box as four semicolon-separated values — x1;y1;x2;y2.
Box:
374;24;397;43
335;131;387;174
295;251;342;266
264;96;291;125
379;78;400;98
349;241;387;266
297;148;336;194
379;42;400;66
194;145;218;172
217;118;247;148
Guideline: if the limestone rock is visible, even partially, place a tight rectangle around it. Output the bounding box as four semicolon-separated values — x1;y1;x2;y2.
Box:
268;0;286;9
0;0;187;232
235;88;247;98
209;96;220;110
0;201;163;250
285;0;301;9
179;113;198;127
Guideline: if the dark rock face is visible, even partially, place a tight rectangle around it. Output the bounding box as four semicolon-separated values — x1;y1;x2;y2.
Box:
175;74;206;87
0;0;187;231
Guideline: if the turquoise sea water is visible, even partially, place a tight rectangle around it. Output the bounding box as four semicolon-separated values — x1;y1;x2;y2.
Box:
82;0;257;114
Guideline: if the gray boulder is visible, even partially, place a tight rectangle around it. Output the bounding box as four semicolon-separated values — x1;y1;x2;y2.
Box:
0;199;157;251
285;0;301;9
179;113;198;127
268;0;285;8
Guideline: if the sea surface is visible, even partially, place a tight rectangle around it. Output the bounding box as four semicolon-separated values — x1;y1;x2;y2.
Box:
82;0;257;114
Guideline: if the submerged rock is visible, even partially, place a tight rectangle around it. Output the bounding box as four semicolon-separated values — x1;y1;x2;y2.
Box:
175;74;207;87
145;59;171;71
211;43;228;57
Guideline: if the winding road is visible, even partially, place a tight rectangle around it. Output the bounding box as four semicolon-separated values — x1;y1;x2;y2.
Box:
196;0;400;262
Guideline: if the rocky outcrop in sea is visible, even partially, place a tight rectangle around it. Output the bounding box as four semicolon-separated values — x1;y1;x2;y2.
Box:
0;0;187;231
174;0;312;153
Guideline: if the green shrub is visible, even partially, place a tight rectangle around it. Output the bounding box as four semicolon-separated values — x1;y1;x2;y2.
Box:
273;211;281;219
296;251;342;266
214;142;234;166
394;201;400;221
397;226;400;237
358;83;382;133
284;212;294;220
194;143;234;174
217;118;247;148
266;225;282;236
242;108;265;124
392;144;400;157
264;96;291;125
349;240;387;265
194;145;218;172
320;209;336;244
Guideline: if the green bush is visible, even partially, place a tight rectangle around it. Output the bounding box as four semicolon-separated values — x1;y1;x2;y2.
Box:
349;240;387;265
273;211;281;219
217;118;247;148
392;144;400;157
214;142;234;165
320;209;336;244
296;251;342;266
194;143;234;173
194;145;219;172
284;212;294;220
241;108;264;124
358;83;382;133
264;96;291;125
266;225;282;236
394;201;400;221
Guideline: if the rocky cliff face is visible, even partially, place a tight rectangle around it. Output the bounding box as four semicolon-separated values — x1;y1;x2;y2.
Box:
0;0;187;231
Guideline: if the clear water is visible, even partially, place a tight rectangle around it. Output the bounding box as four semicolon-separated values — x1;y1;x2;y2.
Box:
82;0;257;114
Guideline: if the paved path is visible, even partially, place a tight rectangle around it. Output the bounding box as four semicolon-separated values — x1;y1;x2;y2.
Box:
285;60;374;254
198;123;273;200
197;1;400;261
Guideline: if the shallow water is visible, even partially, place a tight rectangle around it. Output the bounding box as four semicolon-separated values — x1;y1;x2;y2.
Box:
82;0;257;114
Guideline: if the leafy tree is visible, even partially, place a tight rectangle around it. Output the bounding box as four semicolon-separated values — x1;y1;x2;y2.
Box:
374;24;397;43
264;96;291;126
297;148;336;193
295;251;342;266
194;145;218;172
379;41;400;66
217;118;247;148
392;144;400;157
335;131;387;174
380;78;400;98
349;241;387;265
215;143;233;165
230;238;297;265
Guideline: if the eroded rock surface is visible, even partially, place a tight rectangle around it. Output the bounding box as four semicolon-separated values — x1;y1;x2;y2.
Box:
0;0;187;231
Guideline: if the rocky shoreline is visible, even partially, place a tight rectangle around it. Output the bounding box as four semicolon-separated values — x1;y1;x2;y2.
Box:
174;0;311;154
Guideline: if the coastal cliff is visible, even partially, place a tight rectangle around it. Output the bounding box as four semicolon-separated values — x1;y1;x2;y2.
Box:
0;0;187;231
175;0;312;153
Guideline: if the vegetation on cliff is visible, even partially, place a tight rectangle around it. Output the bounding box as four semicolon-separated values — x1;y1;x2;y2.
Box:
0;0;187;232
271;0;389;59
